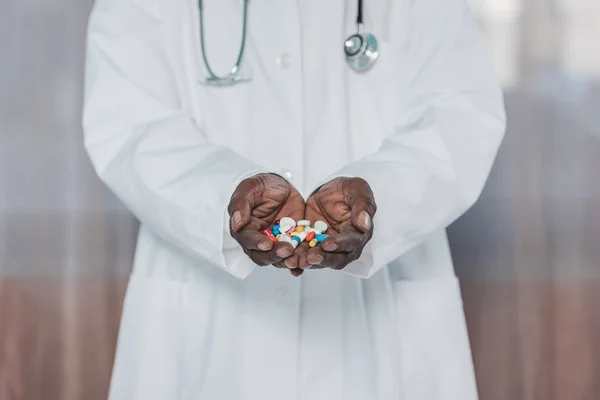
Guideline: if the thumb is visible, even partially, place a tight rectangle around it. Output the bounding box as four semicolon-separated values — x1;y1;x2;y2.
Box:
350;197;376;233
228;196;252;232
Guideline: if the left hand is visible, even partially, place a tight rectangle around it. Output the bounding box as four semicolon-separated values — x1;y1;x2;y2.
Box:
286;177;377;271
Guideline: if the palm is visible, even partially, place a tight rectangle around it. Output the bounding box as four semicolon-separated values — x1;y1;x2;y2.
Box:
245;175;305;231
305;180;353;235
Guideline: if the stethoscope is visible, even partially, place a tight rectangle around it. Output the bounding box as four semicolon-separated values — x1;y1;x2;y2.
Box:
198;0;379;86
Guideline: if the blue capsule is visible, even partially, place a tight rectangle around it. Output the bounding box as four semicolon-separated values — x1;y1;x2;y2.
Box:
292;236;302;244
315;234;329;243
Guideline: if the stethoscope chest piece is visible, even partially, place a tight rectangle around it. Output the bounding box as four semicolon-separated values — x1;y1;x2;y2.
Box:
344;26;379;73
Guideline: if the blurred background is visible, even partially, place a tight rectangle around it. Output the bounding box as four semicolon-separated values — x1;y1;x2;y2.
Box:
1;0;599;399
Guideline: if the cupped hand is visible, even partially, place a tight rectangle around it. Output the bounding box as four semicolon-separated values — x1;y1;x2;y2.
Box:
286;177;376;271
228;173;305;276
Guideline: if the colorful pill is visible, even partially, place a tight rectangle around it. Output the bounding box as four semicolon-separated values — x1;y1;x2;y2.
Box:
290;231;299;237
269;236;278;243
315;234;329;243
296;231;308;242
309;239;318;248
263;229;275;238
293;236;302;244
295;226;305;233
314;221;328;234
306;231;316;242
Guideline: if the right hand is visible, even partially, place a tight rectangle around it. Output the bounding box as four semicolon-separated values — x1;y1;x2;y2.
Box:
228;173;305;276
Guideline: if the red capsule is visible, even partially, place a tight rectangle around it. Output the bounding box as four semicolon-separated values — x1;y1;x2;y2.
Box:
306;231;316;242
263;229;275;238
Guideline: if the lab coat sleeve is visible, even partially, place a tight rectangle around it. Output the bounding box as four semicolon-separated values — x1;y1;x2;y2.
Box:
82;0;267;279
323;0;506;278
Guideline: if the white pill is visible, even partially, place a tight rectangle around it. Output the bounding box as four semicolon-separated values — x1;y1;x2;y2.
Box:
296;231;307;242
297;220;311;227
314;220;328;233
279;217;296;232
291;240;299;249
278;234;294;244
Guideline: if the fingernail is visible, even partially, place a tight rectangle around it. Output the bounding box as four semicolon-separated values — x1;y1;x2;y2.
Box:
276;247;292;258
308;255;324;265
358;211;372;230
322;242;337;251
258;241;272;251
285;259;295;269
231;211;242;230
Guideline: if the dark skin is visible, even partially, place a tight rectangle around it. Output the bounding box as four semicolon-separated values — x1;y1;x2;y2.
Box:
286;177;376;271
228;174;376;275
228;173;305;276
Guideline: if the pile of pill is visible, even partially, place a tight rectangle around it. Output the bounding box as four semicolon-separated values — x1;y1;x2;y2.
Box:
263;217;329;249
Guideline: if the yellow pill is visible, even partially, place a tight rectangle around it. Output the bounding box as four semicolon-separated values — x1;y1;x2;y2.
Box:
309;239;318;248
290;231;299;237
295;226;305;233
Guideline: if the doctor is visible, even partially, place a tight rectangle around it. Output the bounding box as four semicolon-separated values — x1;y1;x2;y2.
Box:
83;0;505;398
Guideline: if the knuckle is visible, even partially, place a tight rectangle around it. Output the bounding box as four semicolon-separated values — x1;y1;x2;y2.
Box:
253;257;270;267
324;254;340;268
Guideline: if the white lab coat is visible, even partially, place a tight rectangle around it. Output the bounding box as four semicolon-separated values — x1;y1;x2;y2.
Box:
83;0;505;398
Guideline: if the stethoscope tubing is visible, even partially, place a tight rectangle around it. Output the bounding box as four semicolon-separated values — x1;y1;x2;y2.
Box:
198;0;250;81
198;0;377;83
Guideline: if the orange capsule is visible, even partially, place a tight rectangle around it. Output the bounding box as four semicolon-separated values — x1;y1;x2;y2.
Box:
306;231;316;242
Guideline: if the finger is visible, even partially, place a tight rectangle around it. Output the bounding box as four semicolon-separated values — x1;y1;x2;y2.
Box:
305;247;349;270
321;231;366;253
233;228;273;251
292;242;311;270
274;261;304;276
249;242;295;266
228;196;253;232
282;242;303;269
350;197;376;233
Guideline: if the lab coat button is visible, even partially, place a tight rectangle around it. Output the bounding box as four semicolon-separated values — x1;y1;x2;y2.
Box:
276;53;292;69
280;169;293;181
